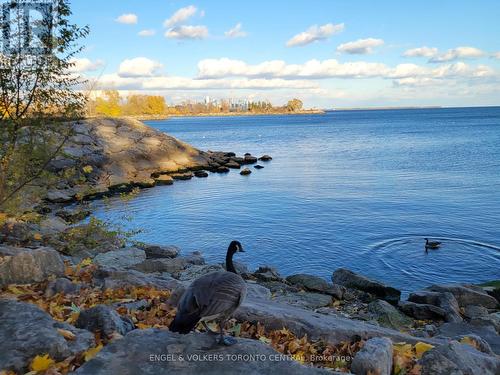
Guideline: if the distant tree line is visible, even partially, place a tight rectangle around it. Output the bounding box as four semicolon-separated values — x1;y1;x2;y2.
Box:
87;91;304;117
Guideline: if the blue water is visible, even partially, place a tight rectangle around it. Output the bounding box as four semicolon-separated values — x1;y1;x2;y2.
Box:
92;108;500;294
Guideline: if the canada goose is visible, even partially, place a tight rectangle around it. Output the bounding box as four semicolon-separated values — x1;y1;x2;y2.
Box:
169;240;247;346
425;238;441;249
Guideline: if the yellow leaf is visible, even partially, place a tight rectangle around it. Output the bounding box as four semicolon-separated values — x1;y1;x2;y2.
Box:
30;354;55;372
80;258;92;267
82;165;93;174
84;344;103;362
57;328;76;341
415;342;434;359
460;336;479;350
7;285;25;295
33;233;42;241
259;336;271;344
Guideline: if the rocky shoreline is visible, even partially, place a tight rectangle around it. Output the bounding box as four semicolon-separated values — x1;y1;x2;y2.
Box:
1;117;499;375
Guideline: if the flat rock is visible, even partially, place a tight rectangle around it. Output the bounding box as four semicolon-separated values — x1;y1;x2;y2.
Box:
436;322;500;355
94;247;146;269
463;304;489;319
154;175;174;185
254;266;282;282
93;267;181;290
368;300;412;330
259;155;273;161
426;284;498;309
138;244;180;259
286;274;344;299
135;254;204;274
0;246;65;287
46;189;74;203
246;283;272;300
470;312;500;333
0;299;94;373
45;277;81;298
194;170;209;177
351;337;393;375
419;341;500;375
75;329;330;375
75;304;134;338
332;268;401;305
274;291;332;309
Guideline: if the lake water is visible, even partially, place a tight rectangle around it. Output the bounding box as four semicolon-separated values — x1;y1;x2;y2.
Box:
92;107;500;294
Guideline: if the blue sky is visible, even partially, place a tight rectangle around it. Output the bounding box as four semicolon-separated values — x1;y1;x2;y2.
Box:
69;0;500;108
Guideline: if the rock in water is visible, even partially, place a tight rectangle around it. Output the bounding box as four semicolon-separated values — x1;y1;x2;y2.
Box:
194;170;209;177
240;168;252;175
259;155;273;161
138;244;180;259
332;268;401;304
0;299;94;373
254;164;264;169
154;175;174;185
74;329;329;375
351;337;393;375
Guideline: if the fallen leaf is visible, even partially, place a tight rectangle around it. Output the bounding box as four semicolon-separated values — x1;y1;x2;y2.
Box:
415;342;434;359
460;336;479;350
57;328;76;341
84;344;103;362
80;258;92;267
30;354;55;372
33;233;43;241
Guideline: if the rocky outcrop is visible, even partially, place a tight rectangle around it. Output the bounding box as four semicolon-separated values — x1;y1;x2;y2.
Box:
0;246;64;287
368;300;412;330
92;267;181;290
0;299;94;373
351;337;393;375
398;301;447;321
408;290;462;322
94;247;147;269
419;341;500;375
332;268;401;305
286;274;344;299
75;329;330;375
138;243;180;259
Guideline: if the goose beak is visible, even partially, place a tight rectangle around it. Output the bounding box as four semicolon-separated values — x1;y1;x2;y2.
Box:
239;246;245;252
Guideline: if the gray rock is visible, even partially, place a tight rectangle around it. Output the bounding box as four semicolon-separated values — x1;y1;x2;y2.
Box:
45;277;81;298
240;168;252;175
286;274;344;299
75;305;135;337
94;247;146;269
332;268;401;304
451;334;494;355
408;291;462;322
46;189;74;203
254;266;282;282
259;155;273;161
0;246;65;287
368;300;412;330
0;299;94;373
56;208;92;223
177;264;224;281
254;165;264;169
470;312;500;333
225;161;241;169
419;341;500;375
246;282;272;300
426;284;498;309
351;337;393;375
75;329;330;375
93;267;181;290
436;322;500;355
463;304;489;319
138;244;180;259
274;291;333;309
171;172;193;180
134;255;203;274
398;301;447;321
39;216;69;234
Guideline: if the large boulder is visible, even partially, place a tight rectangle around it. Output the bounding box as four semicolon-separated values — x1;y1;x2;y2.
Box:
94;247;146;269
419;341;500;375
0;299;94;373
436;322;500;355
368;300;412;330
75;305;135;338
92;267;181;290
408;291;462;322
138;244;180;259
134;254;204;275
0;246;64;287
75;329;330;375
253;266;283;282
332;268;401;304
426;284;498;309
351;337;393;375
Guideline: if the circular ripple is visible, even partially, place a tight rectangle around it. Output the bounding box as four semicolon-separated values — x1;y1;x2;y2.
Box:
365;235;500;295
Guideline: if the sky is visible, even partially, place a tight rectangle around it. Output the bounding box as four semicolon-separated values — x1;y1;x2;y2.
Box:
68;0;500;108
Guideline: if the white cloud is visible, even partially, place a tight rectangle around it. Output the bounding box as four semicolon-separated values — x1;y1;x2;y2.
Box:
118;57;163;78
164;5;198;27
68;58;104;73
138;29;155;37
430;46;484;62
286;23;344;47
491;52;500;59
225;23;247;38
115;13;138;25
403;46;438;58
337;38;384;55
165;25;208;39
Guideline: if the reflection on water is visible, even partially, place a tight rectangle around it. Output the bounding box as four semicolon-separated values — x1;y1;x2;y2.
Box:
92;107;500;294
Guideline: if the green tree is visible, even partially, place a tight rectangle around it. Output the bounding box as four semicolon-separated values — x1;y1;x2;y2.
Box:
0;0;89;210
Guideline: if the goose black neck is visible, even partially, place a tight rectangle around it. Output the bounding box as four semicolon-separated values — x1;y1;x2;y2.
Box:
226;250;237;274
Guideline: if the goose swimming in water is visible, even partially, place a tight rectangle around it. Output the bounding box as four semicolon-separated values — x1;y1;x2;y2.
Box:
425;238;441;249
169;241;247;346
